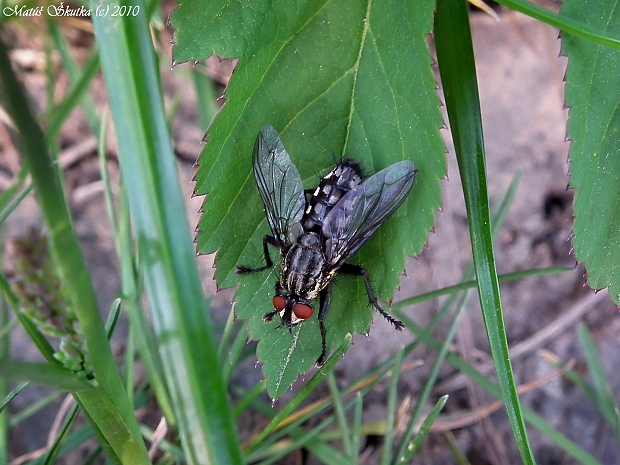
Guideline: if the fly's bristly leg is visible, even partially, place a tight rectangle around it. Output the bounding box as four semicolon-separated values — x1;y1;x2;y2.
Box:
339;263;405;331
316;286;331;366
263;310;277;322
235;235;279;274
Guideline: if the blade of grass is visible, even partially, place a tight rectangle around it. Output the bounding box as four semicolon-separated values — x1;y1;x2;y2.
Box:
0;317;17;341
44;38;54;114
221;319;251;385
192;66;218;132
0;296;7;465
243;353;406;463
165;91;183;133
394;289;468;459
327;371;351;456
245;402;346;465
40;401;81;465
89;1;243;462
0;381;28;414
45;0;161;146
217;304;237;363
81;446;104;465
351;392;362;464
445;431;472;464
250;418;337;465
45;51;100;145
232;380;267;418
8;389;63;427
30;423;98;465
48;18;101;135
403;316;603;465
0;164;31;225
393;173;543;458
125;324;136;407
96;109;118;244
577;323;620;441
98;101;173;424
496;0;620;50
542;348;620;443
0;32;150;464
106;297;122;336
393;267;570;311
117;186;176;426
434;0;535;462
381;348;403;465
0;362;93;392
400;395;448;463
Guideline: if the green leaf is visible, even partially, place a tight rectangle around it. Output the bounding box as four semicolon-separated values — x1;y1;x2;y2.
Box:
186;0;444;397
171;0;277;62
563;1;620;304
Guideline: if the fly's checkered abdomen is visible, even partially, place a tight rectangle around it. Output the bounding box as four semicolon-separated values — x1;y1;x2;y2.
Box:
303;160;363;233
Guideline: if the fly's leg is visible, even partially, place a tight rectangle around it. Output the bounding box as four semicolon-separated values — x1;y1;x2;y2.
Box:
316;286;331;366
235;235;279;274
339;264;405;330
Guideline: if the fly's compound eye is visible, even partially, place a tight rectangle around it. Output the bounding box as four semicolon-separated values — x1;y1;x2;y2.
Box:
272;295;286;312
293;303;313;320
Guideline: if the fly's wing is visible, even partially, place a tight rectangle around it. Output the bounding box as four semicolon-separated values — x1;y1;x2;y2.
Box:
253;125;305;247
322;160;416;266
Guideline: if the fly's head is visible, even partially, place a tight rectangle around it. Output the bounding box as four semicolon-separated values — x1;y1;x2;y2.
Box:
263;282;314;332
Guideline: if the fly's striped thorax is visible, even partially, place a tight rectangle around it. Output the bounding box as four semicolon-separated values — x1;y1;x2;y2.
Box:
302;160;363;234
280;232;328;300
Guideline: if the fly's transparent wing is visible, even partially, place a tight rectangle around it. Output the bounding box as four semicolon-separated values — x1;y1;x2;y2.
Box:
322;160;416;266
253;125;305;247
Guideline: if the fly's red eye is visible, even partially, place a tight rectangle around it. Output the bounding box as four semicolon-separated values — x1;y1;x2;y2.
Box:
272;296;286;312
293;303;313;320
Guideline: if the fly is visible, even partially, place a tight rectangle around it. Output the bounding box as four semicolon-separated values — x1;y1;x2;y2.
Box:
236;125;417;365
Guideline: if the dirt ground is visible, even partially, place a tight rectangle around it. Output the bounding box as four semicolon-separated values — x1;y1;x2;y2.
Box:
2;5;620;465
